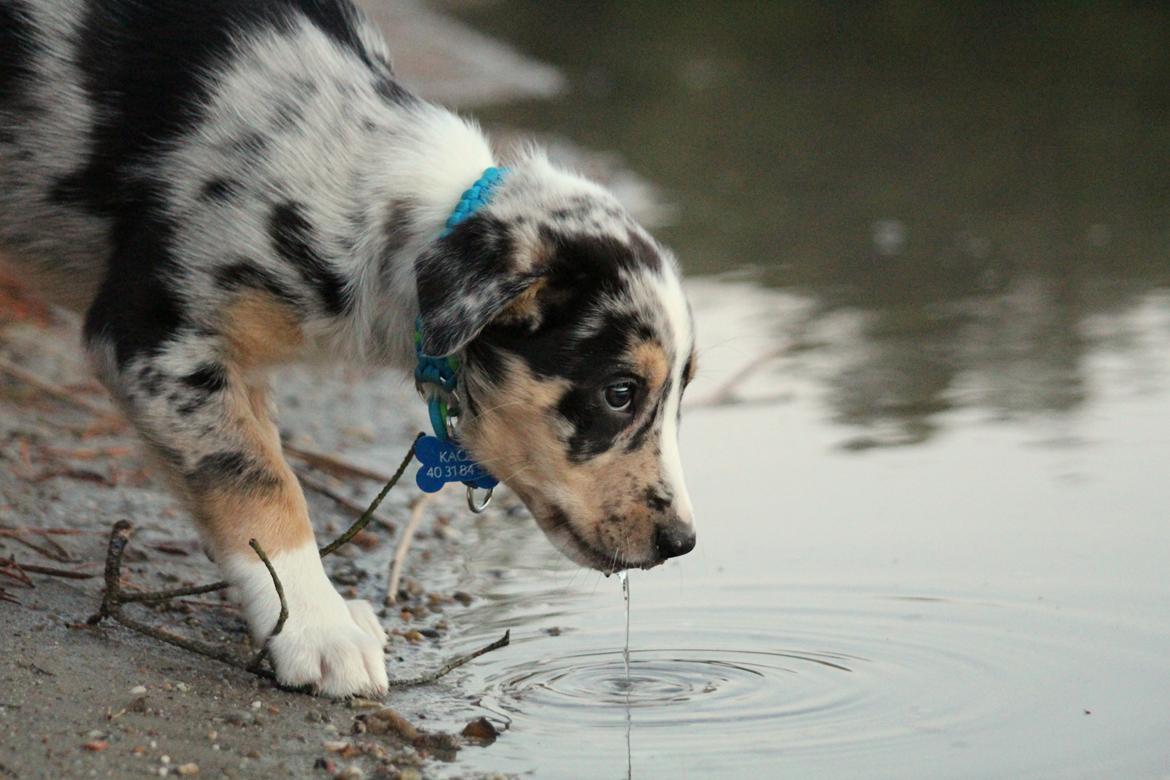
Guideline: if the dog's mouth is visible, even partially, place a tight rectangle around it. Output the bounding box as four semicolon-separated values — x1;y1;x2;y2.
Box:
526;501;663;574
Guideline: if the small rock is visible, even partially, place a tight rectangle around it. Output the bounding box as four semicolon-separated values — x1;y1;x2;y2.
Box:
334;766;364;780
250;700;262;710
460;717;498;745
175;682;190;693
82;740;109;752
176;763;199;776
397;769;422;780
129;685;148;695
313;758;336;772
362;708;417;741
322;740;349;753
452;591;473;606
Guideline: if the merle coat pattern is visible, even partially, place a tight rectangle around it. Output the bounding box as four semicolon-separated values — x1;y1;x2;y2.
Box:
0;0;697;697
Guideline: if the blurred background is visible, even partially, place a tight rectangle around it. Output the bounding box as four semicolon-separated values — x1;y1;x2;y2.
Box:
444;0;1170;447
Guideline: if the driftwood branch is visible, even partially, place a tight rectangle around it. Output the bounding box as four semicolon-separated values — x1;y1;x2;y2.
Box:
85;434;508;693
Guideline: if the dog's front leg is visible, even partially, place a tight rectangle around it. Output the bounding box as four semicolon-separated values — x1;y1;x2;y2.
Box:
85;317;388;697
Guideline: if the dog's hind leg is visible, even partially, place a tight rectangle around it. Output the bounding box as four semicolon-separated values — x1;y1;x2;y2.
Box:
84;260;387;697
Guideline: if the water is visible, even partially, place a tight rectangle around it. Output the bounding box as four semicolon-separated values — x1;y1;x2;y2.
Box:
415;3;1170;777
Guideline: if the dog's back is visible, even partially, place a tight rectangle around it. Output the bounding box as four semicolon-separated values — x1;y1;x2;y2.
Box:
0;0;404;309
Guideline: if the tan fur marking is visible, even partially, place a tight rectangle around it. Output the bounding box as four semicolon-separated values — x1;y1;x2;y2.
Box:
222;292;305;368
630;340;669;390
190;375;313;557
464;356;665;565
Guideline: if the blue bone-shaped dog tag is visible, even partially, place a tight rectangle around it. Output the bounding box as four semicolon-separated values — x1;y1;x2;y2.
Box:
414;435;499;493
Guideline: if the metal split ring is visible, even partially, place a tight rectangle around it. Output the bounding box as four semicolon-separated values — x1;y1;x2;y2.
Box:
466;485;494;513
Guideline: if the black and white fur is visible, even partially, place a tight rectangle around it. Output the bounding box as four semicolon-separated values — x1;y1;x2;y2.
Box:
0;0;697;698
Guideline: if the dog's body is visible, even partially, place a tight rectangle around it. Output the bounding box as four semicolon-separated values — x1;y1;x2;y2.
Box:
1;0;697;697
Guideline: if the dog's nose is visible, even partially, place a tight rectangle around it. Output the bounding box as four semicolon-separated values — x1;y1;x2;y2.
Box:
654;519;696;560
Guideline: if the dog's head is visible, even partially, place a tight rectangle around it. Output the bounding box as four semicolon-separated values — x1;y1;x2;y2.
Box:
415;155;696;572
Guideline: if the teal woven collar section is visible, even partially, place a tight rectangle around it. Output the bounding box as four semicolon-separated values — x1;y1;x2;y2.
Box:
439;166;509;238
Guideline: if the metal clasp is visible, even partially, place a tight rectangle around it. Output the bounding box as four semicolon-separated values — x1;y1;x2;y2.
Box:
466;485;494;513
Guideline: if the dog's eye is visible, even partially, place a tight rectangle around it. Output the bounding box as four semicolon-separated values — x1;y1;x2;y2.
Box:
603;381;636;412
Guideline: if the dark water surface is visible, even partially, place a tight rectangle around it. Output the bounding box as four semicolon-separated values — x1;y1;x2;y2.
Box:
415;3;1170;777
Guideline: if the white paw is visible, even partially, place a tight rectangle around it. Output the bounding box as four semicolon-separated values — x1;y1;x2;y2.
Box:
267;603;389;698
222;544;389;698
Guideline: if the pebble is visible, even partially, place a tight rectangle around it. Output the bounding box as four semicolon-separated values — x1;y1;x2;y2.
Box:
334;766;364;780
460;717;499;745
176;763;199;776
129;685;148;695
175;682;190;693
250;700;262;710
82;740;109;752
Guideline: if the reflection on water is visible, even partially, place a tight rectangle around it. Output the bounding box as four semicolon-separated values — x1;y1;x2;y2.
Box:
405;3;1170;778
449;0;1170;445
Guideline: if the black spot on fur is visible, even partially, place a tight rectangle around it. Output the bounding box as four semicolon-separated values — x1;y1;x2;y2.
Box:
83;218;186;367
182;363;228;394
644;487;672;513
0;0;36;108
137;364;165;396
229;131;269;159
52;0;377;217
415;214;534;356
213;261;299;306
188;451;279;493
374;73;416;105
199;177;241;202
269;202;350;315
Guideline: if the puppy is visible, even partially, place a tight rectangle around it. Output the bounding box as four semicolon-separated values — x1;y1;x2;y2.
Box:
0;0;697;697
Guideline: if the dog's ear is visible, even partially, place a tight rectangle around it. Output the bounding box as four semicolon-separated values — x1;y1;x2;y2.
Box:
415;216;546;356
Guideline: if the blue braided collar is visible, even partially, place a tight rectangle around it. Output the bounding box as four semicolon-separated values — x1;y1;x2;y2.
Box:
416;165;511;441
439;165;509;238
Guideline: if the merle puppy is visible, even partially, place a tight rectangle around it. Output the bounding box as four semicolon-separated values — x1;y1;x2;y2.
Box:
0;0;697;697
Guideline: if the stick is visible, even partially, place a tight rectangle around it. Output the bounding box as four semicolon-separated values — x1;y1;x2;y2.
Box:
284;442;397;483
386;492;435;605
0;356;115;418
246;538;288;672
3;560;95;580
296;469;397;532
388;631;510;687
317;433;420;557
5;532;73;563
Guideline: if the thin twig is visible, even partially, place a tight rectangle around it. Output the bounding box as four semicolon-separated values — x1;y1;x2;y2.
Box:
0;356;115;418
4;560;96;580
247;538;288;672
386;492;436;605
388;631;511;687
5;532;73;563
284;442;397;483
318;433;420;557
0;559;34;587
296;469;397;532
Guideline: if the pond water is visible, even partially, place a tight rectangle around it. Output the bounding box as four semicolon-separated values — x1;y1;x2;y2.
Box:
416;3;1170;777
